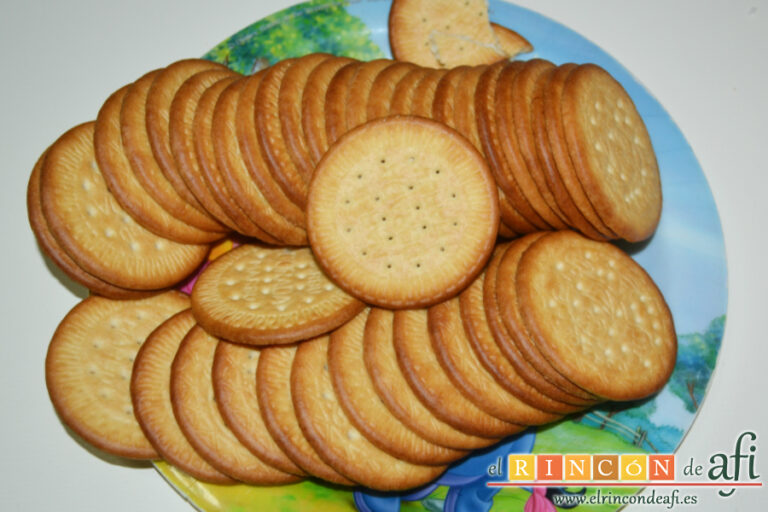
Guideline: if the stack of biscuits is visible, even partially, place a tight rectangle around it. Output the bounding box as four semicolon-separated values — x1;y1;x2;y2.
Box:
30;0;676;495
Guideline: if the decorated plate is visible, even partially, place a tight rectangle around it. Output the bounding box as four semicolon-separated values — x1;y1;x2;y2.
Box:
155;0;727;510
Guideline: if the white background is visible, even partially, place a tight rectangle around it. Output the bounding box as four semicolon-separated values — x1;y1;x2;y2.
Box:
1;0;766;510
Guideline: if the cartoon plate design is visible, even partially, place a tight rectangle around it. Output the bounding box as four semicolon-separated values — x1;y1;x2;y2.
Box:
156;1;727;510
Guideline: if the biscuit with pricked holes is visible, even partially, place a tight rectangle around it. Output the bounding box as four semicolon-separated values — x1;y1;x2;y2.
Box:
561;64;662;242
291;334;446;490
257;345;354;485
428;297;562;425
393;309;522;438
42;122;210;290
170;325;301;484
212;341;306;476
516;230;676;401
363;308;495;450
307;116;498;309
328;308;466;465
191;245;364;344
45;291;189;459
131;310;234;484
389;0;504;68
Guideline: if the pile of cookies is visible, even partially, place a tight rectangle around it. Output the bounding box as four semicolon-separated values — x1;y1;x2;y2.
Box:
30;0;673;496
45;230;676;491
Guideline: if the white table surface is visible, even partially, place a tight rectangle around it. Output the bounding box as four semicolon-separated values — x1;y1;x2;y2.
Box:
1;0;766;510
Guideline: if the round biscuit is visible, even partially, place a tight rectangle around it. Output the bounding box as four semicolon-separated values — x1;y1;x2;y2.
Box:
144;59;230;232
131;310;234;483
162;68;237;227
453;64;486;150
476;61;549;231
365;61;417;121
95;83;220;244
431;65;467;127
345;59;392;131
328;308;466;465
393;309;522;438
301;56;355;165
278;53;334;182
495;61;567;229
561;64;662;242
510;59;569;224
530;66;607;239
544;64;617;238
120;67;226;239
483;240;598;406
170;325;301;484
429;297;561;425
496;233;601;401
28;150;154;299
191;245;364;345
256;58;309;208
388;66;431;116
307;116;498;309
192;75;280;242
516;231;676;401
410;68;447;118
459;267;583;414
212;77;307;245
169;71;241;231
43;122;210;290
257;345;354;485
236;71;307;230
324;60;361;147
364;308;495;450
212;341;305;476
45;291;189;459
292;335;446;490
